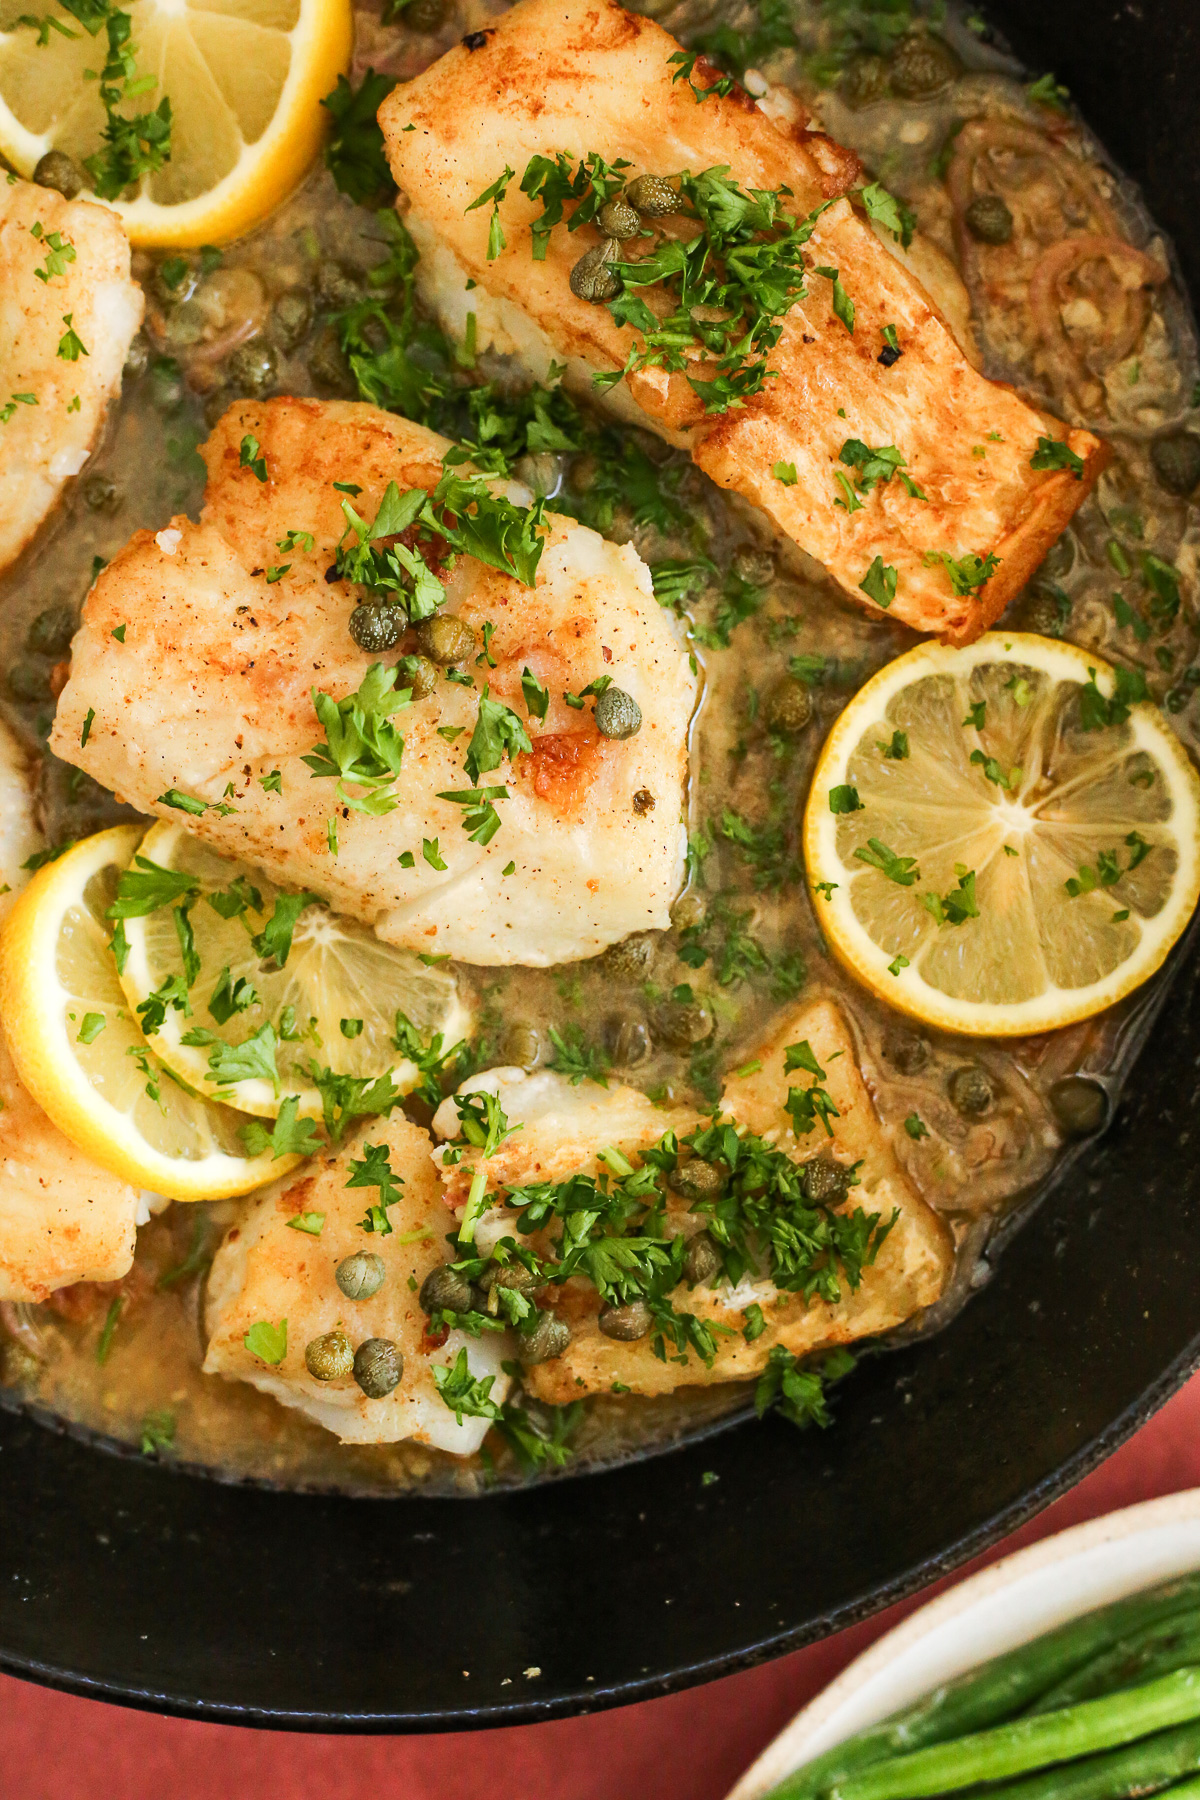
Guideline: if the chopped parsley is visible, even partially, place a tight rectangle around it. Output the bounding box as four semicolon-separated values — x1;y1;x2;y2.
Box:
1031;435;1085;479
347;1140;405;1234
828;784;863;814
756;1347;856;1431
436;785;508;844
465;163;515;261
877;730;909;759
922;865;979;927
925;549;1000;598
239;1095;323;1160
239;433;268;482
433;1347;504;1423
321;69;397;204
772;460;798;486
243;1318;287;1366
854;838;920;886
1078;664;1149;730
56;313;88;361
857;181;916;250
860;556;897;610
464;686;531;784
304;662;409;816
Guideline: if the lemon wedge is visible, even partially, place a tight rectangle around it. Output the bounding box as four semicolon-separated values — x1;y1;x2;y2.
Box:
117;822;472;1119
803;633;1200;1036
0;826;300;1198
0;0;352;247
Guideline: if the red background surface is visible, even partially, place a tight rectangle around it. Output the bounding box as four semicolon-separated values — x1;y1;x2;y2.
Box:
4;1374;1199;1800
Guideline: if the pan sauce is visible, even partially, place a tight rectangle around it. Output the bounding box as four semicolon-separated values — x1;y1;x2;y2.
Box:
0;0;1197;1492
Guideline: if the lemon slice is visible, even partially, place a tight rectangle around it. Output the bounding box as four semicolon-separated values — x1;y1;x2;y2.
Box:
0;826;299;1198
118;822;472;1119
0;0;351;247
803;633;1200;1037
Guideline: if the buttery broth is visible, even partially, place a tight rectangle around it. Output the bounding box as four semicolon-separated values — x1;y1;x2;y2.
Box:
1;0;1197;1492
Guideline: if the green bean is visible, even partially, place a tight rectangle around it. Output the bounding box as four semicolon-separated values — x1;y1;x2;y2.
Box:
1029;1616;1200;1715
831;1668;1200;1800
766;1574;1200;1800
973;1715;1200;1800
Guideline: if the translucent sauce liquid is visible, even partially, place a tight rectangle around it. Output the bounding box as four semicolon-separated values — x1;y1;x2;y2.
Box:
1;0;1197;1493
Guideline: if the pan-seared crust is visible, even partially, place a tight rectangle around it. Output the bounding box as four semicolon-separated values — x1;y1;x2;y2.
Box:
380;0;1104;643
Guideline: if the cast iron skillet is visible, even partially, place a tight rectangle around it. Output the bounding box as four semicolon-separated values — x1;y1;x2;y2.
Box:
2;0;1199;1731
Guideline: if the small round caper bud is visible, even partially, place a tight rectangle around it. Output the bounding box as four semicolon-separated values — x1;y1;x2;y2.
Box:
732;544;775;587
840;50;890;106
353;1337;404;1398
670;893;705;931
1150;432;1200;499
123;334;150;380
569;240;621;304
82;472;122;515
603;1013;651;1067
307;325;353;394
964;194;1014;245
400;654;440;700
479;1263;540;1298
1048;1075;1109;1139
594;686;642;739
226;338;279;399
597;196;642;240
683;1230;721;1287
764;678;813;736
26;604;76;658
163;300;207;348
305;1328;354;1381
336;1251;386;1301
888;32;960;97
271;287;313;352
948;1064;996;1118
653;996;714;1053
668;1158;726;1203
149;358;184;412
1;1338;42;1386
8;660;51;703
1023;587;1070;637
497;1022;541;1069
599;1298;653;1340
801;1157;854;1206
33;149;84;200
349;601;406;653
602;932;656;980
519;1311;571;1363
627;173;680;217
404;0;446;29
513;451;561;497
419;1264;478;1316
415;612;477;665
316;260;364;309
882;1026;929;1075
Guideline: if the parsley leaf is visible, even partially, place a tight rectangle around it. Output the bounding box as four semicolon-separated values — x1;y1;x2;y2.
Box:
1031;435;1085;479
855;838;920;885
304;662;409;814
464;685;532;784
243;1318;287;1365
239;1095;324;1159
755;1346;856;1429
857;181;916;249
859;556;897;610
433;1346;503;1423
922;865;979;927
321;69;397;204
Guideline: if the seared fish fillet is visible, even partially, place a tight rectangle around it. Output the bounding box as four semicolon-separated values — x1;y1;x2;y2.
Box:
433;999;952;1402
52;397;695;965
0;179;142;574
0;718;139;1300
203;1115;511;1452
380;0;1105;642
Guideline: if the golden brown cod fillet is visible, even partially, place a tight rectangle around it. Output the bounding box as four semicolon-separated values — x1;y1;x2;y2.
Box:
430;998;953;1402
380;0;1105;643
51;396;696;965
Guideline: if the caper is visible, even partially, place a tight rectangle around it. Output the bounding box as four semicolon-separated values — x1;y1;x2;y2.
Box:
599;1298;653;1340
419;1264;477;1316
397;653;438;700
270;287;313;352
479;1263;540;1298
801;1157;854;1206
603;1012;650;1066
1150;432;1200;499
633;788;655;815
683;1230;721;1287
307;324;353;393
498;1022;541;1069
1038;534;1076;581
353;1337;404;1398
82;472;122;516
33;149;84;200
653;996;714;1053
569;240;621;304
8;660;51;703
668;1157;726;1203
964;194;1014;246
149;358;184;411
594;685;642;739
335;1251;387;1301
26;604;76;658
670;893;705;931
226;338;279;399
888;32;961;97
304;1328;354;1381
316;260;364;309
349;600;406;653
840;50;890;106
123;334;150;380
415;612;477;664
882;1026;929;1075
1048;1075;1109;1138
519;1311;571;1363
163;300;207;348
1023;587;1070;637
764;678;813;736
627;173;679;217
732;544;776;587
602;932;656;980
1;1339;42;1386
597;196;642;240
948;1063;996;1117
514;451;561;497
405;0;446;29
